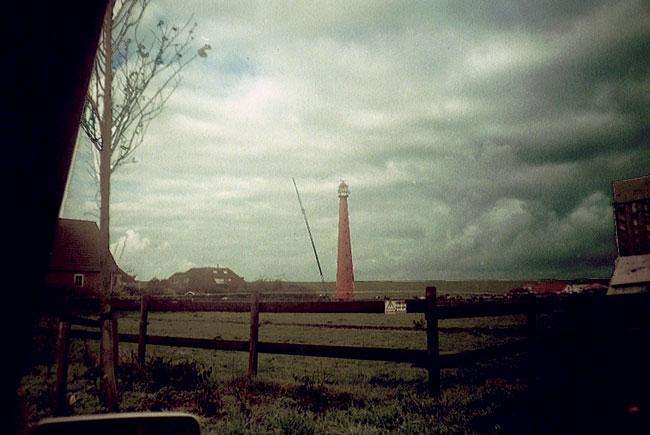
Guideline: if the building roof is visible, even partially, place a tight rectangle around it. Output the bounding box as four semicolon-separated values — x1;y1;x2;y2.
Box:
613;175;650;203
169;266;242;281
610;254;650;287
49;218;117;273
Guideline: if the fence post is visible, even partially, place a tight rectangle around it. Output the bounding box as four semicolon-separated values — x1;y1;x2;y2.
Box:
99;304;119;411
138;295;149;367
111;311;119;368
527;294;537;385
248;290;260;378
425;286;440;394
53;318;71;415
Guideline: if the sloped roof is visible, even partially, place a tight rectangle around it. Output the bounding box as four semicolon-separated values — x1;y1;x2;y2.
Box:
610;254;650;286
613;175;650;203
169;266;242;281
49;218;116;272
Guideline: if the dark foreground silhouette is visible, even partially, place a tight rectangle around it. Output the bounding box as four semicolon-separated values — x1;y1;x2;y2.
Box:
498;304;649;434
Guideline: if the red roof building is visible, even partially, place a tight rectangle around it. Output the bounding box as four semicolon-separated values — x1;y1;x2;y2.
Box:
47;218;126;294
523;280;568;295
612;175;650;257
167;266;245;294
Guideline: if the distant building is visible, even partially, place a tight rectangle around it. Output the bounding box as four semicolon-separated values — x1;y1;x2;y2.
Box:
522;280;567;295
47;218;131;294
612;175;650;256
608;254;650;295
510;279;608;297
609;175;650;295
336;180;355;301
167;266;245;294
563;278;610;294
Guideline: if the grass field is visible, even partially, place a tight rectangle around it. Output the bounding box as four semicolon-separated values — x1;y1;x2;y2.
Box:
19;308;533;433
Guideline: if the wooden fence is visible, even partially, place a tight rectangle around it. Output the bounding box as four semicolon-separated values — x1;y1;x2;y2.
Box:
48;287;537;413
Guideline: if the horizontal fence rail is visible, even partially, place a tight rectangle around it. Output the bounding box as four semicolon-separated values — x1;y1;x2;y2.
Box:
45;286;550;414
57;328;430;364
43;287;650;416
48;290;640;316
42;326;528;369
62;295;537;318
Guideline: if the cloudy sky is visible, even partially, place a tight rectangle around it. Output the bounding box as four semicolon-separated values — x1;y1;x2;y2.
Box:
63;0;650;282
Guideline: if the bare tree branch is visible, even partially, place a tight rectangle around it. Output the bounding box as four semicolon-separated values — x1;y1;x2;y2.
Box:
78;0;210;204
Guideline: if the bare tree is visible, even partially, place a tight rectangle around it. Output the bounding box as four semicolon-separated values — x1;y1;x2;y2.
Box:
79;0;209;409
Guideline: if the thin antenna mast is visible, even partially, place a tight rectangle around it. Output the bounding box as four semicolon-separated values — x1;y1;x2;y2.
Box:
292;177;325;284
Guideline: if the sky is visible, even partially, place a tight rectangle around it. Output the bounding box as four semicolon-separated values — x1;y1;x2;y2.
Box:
63;0;650;282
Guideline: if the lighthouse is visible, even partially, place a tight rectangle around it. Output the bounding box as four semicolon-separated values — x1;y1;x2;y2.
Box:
336;181;355;300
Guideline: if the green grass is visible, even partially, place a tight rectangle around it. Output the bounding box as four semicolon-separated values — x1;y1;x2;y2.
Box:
19;311;531;433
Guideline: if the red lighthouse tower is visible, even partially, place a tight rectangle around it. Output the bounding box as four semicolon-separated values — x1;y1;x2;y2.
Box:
336;181;354;300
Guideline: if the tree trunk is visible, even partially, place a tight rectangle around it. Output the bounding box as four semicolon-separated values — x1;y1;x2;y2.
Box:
98;0;118;411
99;314;118;411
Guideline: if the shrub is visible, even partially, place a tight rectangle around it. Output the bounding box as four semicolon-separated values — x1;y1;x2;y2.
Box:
225;375;283;403
147;357;212;392
80;341;99;372
291;376;354;412
117;355;214;401
116;356;146;391
196;384;222;416
294;378;330;412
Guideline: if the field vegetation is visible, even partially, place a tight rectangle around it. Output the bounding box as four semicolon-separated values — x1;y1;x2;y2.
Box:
130;279;526;299
20;308;532;433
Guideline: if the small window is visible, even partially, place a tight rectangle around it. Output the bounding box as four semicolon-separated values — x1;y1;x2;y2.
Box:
74;274;84;287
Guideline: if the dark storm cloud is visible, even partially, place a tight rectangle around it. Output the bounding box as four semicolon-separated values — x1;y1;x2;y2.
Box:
62;0;649;281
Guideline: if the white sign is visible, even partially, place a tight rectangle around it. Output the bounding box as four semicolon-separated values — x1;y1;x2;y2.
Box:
384;300;407;314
